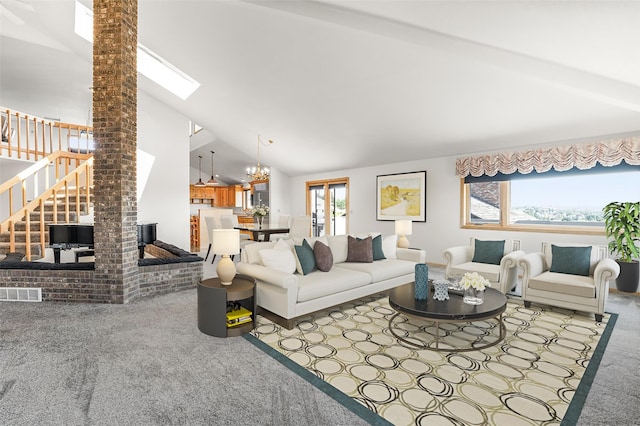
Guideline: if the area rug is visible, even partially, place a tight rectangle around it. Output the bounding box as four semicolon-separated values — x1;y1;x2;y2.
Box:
245;295;616;426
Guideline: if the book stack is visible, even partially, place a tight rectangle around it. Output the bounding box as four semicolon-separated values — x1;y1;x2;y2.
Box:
226;306;252;328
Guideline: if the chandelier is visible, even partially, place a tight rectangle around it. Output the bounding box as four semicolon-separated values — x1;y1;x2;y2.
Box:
246;135;273;182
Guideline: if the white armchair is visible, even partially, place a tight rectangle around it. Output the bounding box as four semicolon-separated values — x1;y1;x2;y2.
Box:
518;242;620;322
444;238;525;294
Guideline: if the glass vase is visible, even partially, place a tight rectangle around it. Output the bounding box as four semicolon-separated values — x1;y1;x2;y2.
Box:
256;216;263;228
463;287;484;305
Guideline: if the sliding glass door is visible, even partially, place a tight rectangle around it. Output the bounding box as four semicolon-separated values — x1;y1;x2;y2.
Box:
307;178;349;236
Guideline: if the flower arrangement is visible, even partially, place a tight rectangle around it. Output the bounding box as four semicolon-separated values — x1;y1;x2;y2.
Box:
459;272;491;291
247;204;270;218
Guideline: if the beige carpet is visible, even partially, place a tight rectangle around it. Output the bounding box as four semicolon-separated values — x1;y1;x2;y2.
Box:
248;294;615;426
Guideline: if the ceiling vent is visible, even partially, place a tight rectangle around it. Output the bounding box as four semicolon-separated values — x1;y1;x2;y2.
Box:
0;287;42;302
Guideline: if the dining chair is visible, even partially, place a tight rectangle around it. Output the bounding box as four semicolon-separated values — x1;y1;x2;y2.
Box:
288;215;312;238
220;214;252;259
278;215;291;228
268;215;291;241
203;216;219;263
221;215;250;240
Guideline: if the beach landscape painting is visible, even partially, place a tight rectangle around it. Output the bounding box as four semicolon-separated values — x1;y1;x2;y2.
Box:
376;171;426;221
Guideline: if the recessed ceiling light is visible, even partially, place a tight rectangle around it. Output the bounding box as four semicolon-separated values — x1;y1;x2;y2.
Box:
74;0;200;100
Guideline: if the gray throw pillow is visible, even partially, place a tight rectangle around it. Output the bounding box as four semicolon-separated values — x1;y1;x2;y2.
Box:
472;240;505;265
550;245;592;276
313;241;333;272
346;235;373;263
372;234;386;261
294;239;316;275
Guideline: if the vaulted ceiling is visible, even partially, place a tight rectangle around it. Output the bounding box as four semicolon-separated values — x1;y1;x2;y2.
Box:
2;0;639;185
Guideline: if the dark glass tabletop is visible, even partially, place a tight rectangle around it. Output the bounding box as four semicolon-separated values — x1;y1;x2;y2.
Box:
388;282;507;321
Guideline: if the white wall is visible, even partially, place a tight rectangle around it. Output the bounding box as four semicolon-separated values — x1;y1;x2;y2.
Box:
0;158;30;217
288;154;609;266
267;167;292;223
137;91;190;249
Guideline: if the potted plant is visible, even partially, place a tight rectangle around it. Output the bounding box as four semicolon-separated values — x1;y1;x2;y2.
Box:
603;201;640;292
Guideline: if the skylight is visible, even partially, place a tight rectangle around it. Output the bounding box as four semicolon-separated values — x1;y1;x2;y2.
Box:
74;0;200;100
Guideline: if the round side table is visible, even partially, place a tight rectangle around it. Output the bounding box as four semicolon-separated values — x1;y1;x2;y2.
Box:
197;274;256;337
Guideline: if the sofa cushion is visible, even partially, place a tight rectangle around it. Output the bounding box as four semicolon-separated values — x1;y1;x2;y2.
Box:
297;267;371;302
337;258;415;282
245;241;277;265
449;262;501;282
549;245;592;276
313;241;333;272
382;234;397;259
328;235;348;264
529;271;596;298
259;245;296;274
294;239;316;275
471;240;505;265
372;234;386;261
346;235;373;263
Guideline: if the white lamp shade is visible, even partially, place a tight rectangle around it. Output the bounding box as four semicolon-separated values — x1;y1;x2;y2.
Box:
395;220;412;236
212;229;240;255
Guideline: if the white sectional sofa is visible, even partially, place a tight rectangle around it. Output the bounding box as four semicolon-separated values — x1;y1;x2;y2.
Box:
236;234;426;329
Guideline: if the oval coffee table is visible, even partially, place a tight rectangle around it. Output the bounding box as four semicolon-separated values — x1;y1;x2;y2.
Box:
388;282;507;352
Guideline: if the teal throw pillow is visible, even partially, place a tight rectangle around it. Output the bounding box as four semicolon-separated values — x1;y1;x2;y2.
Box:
471;240;505;265
372;234;386;261
294;239;316;275
550;245;592;276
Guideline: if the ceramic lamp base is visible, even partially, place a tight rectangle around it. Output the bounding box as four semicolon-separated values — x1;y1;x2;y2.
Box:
397;235;410;248
217;255;236;285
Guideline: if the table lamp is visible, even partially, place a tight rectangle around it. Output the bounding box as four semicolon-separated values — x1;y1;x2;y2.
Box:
212;229;240;285
395;220;412;249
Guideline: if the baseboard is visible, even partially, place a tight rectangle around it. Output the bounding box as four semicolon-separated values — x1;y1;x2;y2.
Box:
609;288;640;296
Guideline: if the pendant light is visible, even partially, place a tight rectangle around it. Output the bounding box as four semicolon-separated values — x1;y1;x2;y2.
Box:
206;151;218;186
194;155;205;187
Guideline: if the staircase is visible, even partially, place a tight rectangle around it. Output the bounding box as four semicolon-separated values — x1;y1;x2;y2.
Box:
0;188;93;259
0;152;94;260
1;107;95;260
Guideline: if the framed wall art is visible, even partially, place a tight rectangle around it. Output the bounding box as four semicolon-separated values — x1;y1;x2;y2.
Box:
376;171;426;222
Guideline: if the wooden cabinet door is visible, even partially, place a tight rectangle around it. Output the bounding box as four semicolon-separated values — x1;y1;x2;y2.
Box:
227;186;237;207
213;187;228;207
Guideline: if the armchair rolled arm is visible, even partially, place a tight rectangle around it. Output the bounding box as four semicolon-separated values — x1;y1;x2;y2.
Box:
518;252;546;283
594;258;620;289
444;245;472;274
501;250;525;269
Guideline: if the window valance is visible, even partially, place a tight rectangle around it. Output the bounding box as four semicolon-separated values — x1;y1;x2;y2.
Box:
455;137;640;178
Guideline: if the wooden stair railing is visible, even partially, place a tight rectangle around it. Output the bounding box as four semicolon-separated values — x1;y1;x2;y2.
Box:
1;106;93;161
0;152;94;260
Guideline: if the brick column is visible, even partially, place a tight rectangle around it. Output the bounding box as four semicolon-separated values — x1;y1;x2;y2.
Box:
92;0;139;302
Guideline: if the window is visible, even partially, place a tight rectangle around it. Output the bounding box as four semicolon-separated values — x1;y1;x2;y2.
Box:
462;168;639;234
189;121;203;137
306;178;349;237
75;1;200;100
68;131;94;153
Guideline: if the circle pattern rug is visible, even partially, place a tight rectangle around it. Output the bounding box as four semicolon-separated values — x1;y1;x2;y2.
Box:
249;295;615;426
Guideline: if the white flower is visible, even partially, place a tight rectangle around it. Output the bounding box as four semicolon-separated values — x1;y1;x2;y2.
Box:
247;204;270;217
459;272;490;291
